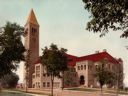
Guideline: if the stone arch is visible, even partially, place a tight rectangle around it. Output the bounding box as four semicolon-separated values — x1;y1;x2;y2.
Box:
79;75;85;85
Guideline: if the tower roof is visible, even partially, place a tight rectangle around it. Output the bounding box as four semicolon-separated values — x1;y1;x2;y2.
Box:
26;9;39;26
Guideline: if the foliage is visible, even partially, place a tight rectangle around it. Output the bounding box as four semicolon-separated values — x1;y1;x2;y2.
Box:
24;50;31;92
82;0;128;38
41;43;68;96
96;63;115;87
0;72;19;88
95;59;116;95
0;22;25;78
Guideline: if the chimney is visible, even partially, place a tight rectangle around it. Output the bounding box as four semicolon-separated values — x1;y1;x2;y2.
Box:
95;51;99;54
103;49;107;52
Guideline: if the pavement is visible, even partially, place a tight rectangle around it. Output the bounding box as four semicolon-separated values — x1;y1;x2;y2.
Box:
55;90;114;96
21;88;128;96
54;89;128;96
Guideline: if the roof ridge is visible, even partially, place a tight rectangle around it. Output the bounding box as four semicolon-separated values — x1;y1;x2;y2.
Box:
79;51;106;58
26;9;39;26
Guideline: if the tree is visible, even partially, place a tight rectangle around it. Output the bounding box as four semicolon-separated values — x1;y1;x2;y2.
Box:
115;60;124;96
82;0;128;38
24;50;31;92
0;22;25;78
95;59;116;96
57;48;68;90
0;72;19;88
41;43;68;96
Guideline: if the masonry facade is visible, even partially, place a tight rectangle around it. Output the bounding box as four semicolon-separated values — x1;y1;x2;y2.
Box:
24;10;123;89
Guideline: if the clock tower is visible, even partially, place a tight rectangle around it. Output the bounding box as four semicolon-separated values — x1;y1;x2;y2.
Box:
24;9;39;88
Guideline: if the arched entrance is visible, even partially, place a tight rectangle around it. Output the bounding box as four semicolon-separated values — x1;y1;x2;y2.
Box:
79;75;85;85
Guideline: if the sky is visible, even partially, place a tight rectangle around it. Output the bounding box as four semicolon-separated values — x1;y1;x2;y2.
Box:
0;0;128;86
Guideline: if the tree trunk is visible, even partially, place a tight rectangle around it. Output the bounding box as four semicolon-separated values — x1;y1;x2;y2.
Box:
116;64;119;96
116;80;119;96
25;71;28;93
0;82;2;92
61;71;64;90
100;85;103;96
51;75;54;96
25;78;28;93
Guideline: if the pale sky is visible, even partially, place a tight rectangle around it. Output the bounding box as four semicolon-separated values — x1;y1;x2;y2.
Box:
0;0;128;86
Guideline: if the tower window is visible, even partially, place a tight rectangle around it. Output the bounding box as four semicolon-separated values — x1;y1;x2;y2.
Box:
31;27;37;36
24;28;28;35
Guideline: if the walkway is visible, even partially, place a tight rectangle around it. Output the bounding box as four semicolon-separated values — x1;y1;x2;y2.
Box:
55;90;127;96
20;88;128;96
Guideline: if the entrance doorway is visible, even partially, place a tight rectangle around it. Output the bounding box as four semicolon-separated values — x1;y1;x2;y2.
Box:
79;75;85;85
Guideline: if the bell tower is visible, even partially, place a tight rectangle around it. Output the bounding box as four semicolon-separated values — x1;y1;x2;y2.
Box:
24;9;39;88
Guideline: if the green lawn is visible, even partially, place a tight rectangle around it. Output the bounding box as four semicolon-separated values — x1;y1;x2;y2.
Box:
67;87;128;95
0;89;49;96
67;88;99;92
0;90;32;96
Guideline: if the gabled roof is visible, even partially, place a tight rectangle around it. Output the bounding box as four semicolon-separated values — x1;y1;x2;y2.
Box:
34;52;119;66
66;54;78;66
77;52;119;64
26;9;39;26
34;57;41;64
34;54;78;66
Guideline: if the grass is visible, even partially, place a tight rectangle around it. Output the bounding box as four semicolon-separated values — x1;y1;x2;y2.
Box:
104;89;128;95
0;89;50;96
67;87;128;95
0;90;32;96
67;87;99;92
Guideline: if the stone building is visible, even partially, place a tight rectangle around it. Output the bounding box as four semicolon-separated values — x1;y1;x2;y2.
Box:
24;9;39;88
24;10;123;89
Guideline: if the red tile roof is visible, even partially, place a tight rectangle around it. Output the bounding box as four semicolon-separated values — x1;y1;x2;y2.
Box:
34;57;41;64
34;54;77;66
77;52;119;64
66;54;78;66
34;52;119;65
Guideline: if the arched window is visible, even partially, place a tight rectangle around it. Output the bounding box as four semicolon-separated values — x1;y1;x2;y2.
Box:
78;66;80;70
84;65;86;70
81;65;83;70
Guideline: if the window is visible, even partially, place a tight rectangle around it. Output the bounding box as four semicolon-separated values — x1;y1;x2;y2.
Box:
24;28;28;35
47;82;50;87
36;66;40;77
33;84;35;88
70;68;75;72
53;82;60;88
32;74;35;78
78;66;80;70
95;65;98;69
81;65;83;70
108;64;110;69
43;82;46;87
38;82;40;88
47;74;50;77
43;74;46;77
89;65;92;70
31;27;37;36
84;65;86;70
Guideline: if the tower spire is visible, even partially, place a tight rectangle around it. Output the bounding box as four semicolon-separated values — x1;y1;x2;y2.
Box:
26;9;39;26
